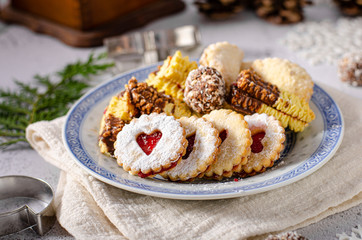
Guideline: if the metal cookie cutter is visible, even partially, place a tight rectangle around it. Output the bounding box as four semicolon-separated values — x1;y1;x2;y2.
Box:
104;25;201;64
0;175;56;236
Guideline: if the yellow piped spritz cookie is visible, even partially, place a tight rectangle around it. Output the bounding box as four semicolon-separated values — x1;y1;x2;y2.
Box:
146;51;198;101
240;113;285;177
114;113;187;178
161;116;221;181
202;109;251;180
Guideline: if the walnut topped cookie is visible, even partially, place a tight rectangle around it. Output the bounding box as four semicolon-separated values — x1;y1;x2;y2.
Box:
125;77;174;116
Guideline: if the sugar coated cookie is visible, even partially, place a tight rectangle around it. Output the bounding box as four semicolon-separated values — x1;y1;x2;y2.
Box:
184;66;226;114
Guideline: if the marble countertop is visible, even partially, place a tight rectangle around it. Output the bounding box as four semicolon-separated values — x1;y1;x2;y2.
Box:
0;0;361;239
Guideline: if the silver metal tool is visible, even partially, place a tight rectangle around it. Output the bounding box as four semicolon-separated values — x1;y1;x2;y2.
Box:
0;175;56;236
104;25;201;64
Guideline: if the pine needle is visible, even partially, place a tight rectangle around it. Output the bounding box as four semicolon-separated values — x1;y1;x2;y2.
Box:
0;53;114;148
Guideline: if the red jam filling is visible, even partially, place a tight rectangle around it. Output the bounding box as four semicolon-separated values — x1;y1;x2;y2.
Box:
183;134;196;159
136;131;162;155
138;160;179;178
219;129;228;143
251;131;266;153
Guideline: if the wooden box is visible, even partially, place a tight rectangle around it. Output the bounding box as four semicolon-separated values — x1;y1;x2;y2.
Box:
0;0;185;47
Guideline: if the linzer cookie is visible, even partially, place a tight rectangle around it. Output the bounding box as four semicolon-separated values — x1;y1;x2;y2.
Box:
99;78;191;157
251;58;314;102
161;116;221;181
114;113;187;178
240;113;285;177
200;41;244;91
184;66;226;114
203;109;251;180
229;69;315;132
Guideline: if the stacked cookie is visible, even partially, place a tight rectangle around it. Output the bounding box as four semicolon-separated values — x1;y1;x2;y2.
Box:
99;42;316;181
113;109;286;181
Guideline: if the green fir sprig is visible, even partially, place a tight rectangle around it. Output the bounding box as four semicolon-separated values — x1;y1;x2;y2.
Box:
0;53;114;148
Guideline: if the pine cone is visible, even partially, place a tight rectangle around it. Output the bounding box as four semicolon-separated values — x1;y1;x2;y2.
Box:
194;0;251;19
254;0;312;24
334;0;362;16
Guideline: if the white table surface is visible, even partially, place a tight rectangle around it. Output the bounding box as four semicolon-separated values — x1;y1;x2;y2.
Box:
0;0;361;239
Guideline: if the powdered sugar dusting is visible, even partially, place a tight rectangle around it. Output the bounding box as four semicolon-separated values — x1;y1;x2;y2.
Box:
114;113;185;173
165;116;220;180
244;113;286;171
203;109;251;176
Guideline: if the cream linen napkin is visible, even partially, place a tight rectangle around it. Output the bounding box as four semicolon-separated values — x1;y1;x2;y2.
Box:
26;85;362;240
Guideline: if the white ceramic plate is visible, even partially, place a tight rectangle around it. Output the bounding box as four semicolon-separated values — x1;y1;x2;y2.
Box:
63;63;344;200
